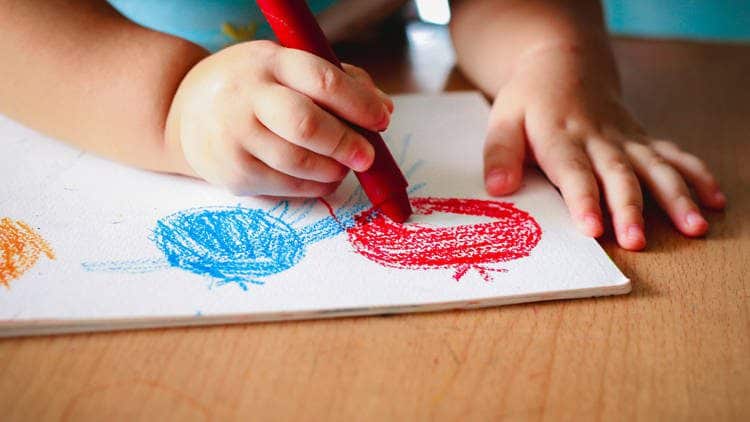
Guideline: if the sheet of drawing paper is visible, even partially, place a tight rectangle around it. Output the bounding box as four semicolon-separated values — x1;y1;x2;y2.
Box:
0;92;629;336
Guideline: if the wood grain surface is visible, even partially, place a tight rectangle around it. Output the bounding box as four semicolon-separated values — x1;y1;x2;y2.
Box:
1;22;748;421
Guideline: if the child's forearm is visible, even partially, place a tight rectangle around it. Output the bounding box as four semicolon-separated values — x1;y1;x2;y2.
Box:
450;0;617;96
0;0;208;174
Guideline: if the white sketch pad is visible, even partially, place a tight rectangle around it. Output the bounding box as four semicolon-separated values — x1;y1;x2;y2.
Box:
0;92;629;337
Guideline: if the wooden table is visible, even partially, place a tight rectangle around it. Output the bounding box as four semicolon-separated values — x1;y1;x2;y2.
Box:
1;23;748;421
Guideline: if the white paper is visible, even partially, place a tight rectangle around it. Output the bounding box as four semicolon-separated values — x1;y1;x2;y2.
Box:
0;92;629;336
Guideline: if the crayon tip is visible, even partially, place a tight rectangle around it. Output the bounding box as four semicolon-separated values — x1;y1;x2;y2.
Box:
379;190;412;223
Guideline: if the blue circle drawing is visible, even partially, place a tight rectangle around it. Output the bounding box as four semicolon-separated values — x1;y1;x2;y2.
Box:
153;207;304;285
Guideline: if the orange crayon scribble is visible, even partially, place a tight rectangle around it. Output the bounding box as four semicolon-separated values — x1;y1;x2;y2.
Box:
0;218;55;288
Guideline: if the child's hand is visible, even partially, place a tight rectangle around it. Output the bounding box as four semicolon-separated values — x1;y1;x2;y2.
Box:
482;43;726;250
165;40;393;197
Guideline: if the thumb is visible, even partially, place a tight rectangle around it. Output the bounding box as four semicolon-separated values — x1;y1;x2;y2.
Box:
484;111;526;196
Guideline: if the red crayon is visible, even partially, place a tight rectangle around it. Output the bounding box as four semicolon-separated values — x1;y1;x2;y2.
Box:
257;0;412;223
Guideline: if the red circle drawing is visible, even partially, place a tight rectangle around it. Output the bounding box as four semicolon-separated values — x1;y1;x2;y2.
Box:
345;197;542;281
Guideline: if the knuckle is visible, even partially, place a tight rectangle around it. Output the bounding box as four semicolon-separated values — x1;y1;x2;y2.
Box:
330;127;353;158
485;143;522;164
564;117;585;133
622;140;645;154
293;111;320;141
289;149;314;171
575;193;600;208
315;66;342;94
602;155;633;175
484;142;512;155
642;151;670;170
343;63;362;75
552;117;593;139
652;139;677;151
685;154;709;173
343;63;371;82
561;155;593;174
674;194;695;208
619;202;644;216
545;156;591;187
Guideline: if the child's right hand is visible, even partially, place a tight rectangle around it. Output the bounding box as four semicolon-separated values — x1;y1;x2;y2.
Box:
165;40;393;197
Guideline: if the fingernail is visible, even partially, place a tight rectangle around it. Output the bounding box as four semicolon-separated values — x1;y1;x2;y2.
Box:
713;191;726;205
376;106;390;131
627;224;644;241
377;89;394;112
685;211;707;228
486;169;508;190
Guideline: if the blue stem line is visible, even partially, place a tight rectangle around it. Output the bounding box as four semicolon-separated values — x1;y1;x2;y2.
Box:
408;182;427;195
81;257;171;273
397;133;412;167
405;160;425;179
288;198;316;225
267;200;289;219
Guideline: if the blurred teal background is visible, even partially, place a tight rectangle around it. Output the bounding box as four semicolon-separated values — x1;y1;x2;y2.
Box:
107;0;336;52
604;0;750;42
108;0;750;52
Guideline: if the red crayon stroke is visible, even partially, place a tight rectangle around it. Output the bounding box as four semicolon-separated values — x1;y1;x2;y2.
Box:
345;197;542;281
0;218;55;288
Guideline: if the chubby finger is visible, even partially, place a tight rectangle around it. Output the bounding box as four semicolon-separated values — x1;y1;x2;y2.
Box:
273;49;389;131
536;136;603;237
227;151;340;198
650;140;726;210
254;85;375;172
342;63;393;113
586;140;645;250
624;142;708;237
240;124;348;183
483;117;525;196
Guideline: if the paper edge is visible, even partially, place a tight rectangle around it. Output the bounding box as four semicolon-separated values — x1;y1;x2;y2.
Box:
0;276;630;338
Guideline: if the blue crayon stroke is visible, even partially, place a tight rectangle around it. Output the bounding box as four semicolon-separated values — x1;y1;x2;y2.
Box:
152;207;307;290
82;257;170;273
82;133;427;290
397;134;412;167
408;182;426;195
286;198;316;225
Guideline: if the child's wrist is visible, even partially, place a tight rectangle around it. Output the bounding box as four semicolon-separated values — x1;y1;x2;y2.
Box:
509;37;621;96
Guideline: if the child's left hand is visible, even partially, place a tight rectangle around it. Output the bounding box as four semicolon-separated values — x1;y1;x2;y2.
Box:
481;42;726;250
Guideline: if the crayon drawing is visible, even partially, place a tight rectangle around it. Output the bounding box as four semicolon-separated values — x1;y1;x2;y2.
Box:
345;197;542;282
0;218;55;288
82;131;543;288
